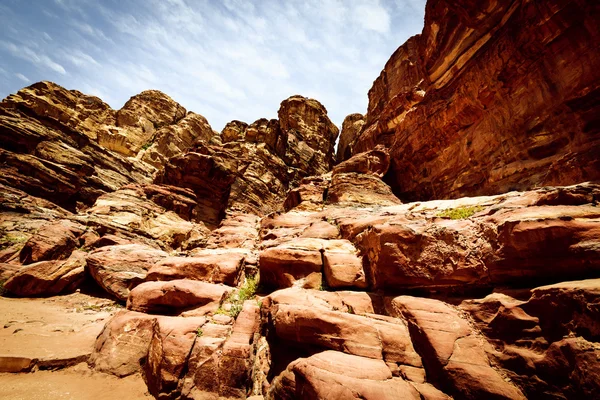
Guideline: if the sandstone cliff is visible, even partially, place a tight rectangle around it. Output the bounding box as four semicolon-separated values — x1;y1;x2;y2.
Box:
343;0;600;201
0;0;599;398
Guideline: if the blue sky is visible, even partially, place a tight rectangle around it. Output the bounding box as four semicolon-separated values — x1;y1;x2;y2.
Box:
0;0;426;130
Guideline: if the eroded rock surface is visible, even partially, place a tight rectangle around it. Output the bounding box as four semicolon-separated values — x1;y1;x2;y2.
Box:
1;2;599;397
346;0;600;201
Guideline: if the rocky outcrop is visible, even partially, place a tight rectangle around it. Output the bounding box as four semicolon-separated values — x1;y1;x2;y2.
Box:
346;0;600;201
0;82;208;210
336;113;365;164
1;3;599;397
155;95;339;226
460;278;600;398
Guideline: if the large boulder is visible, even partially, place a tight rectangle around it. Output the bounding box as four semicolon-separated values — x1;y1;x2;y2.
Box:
268;350;426;400
391;296;526;399
86;244;168;301
4;250;86;296
126;280;233;316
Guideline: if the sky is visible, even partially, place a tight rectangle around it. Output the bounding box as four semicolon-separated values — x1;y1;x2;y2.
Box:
0;0;426;131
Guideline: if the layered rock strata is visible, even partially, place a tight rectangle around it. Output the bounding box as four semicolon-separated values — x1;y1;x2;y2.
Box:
344;0;600;201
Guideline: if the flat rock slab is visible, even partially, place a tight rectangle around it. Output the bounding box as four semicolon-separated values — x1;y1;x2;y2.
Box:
0;363;151;399
0;292;119;365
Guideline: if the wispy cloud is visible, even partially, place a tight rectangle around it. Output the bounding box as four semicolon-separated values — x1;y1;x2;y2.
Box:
0;0;426;130
15;73;30;83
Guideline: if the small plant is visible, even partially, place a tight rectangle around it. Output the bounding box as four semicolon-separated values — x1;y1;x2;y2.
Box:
215;275;258;319
196;327;203;337
141;141;153;150
436;205;484;220
347;305;355;314
0;233;28;250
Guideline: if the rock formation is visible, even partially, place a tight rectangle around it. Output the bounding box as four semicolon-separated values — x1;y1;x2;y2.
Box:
0;0;599;398
343;0;600;202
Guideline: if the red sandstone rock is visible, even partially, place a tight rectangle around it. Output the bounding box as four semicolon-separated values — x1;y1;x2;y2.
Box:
350;0;600;201
332;146;390;177
322;239;367;289
269;351;423;399
391;296;526;399
4;250;86;296
146;250;245;286
86;244;168;301
259;238;323;290
19;219;84;265
327;173;401;206
264;288;422;367
144;316;206;398
89;310;156;377
126;280;233;316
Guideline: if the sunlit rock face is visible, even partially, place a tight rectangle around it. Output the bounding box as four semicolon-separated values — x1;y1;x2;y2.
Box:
344;0;600;202
1;0;599;398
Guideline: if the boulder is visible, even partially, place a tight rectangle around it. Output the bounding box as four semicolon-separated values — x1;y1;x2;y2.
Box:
89;310;157;377
259;238;324;290
4;250;86;296
332;146;390;177
336;113;365;163
86;244;168;301
391;296;526;399
126;280;233;316
269;351;423;400
146;250;245;286
19;219;84;264
327;173;401;206
145;316;207;399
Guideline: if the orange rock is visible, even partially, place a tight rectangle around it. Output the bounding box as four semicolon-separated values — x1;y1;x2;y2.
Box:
86;244;168;301
146;250;245;286
269;351;422;399
19;219;84;264
352;0;600;201
126;280;233;316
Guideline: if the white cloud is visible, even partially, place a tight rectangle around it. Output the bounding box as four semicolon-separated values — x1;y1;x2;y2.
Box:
0;41;66;75
0;0;427;131
15;73;30;83
353;2;391;33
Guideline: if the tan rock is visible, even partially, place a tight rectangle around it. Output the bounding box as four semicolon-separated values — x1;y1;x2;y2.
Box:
336;113;365;163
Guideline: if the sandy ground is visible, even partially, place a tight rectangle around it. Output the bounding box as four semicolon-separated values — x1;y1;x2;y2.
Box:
0;291;152;399
0;363;152;399
0;291;118;360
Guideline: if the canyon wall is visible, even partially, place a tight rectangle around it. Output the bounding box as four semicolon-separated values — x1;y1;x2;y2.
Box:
344;0;600;201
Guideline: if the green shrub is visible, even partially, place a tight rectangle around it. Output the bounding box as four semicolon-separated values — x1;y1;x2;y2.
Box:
215;276;258;319
196;327;203;337
436;205;484;220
